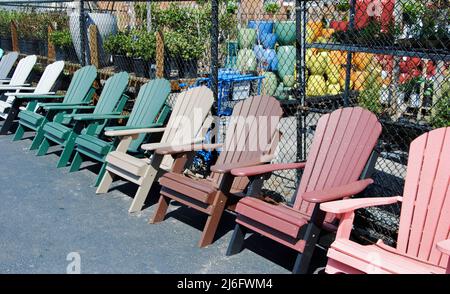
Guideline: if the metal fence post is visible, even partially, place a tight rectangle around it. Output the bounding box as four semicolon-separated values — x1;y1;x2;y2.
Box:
343;0;357;107
79;0;87;66
296;0;305;168
210;0;219;103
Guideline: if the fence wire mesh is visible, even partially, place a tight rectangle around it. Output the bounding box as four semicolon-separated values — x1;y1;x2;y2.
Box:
0;0;448;247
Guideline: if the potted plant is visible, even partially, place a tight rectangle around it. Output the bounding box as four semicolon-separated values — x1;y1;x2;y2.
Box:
429;76;449;128
16;12;43;55
419;2;449;50
264;1;280;15
0;10;14;50
50;29;78;63
164;31;203;79
131;30;156;78
104;32;134;72
226;0;238;14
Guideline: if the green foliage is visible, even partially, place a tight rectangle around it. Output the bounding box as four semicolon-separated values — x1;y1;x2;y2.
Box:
358;73;383;115
0;10;69;40
131;30;156;61
104;30;156;60
226;0;238;14
264;2;281;15
50;29;72;48
164;31;204;60
429;77;450;128
336;0;350;12
402;0;424;24
0;9;15;37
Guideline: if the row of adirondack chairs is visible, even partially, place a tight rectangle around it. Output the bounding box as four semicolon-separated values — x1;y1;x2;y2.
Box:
0;55;448;274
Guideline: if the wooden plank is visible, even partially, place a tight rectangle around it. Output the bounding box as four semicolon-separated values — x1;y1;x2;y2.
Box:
47;25;56;61
418;128;450;263
11;21;18;52
156;31;164;78
88;24;99;68
397;131;428;253
407;128;446;258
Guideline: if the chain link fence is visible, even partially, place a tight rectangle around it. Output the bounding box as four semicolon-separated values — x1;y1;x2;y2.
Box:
0;0;448;246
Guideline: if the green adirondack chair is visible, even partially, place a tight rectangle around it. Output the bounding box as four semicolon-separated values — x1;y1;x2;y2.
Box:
13;65;97;151
69;78;171;186
35;72;130;168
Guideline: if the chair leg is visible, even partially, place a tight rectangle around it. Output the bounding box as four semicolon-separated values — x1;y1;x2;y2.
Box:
12;124;25;141
36;137;50;156
96;169;115;194
93;162;107;187
30;128;45;150
292;253;308;274
57;134;76;168
0;101;19;135
128;167;158;213
69;152;83;172
292;207;325;274
226;223;248;256
149;195;171;224
198;192;227;248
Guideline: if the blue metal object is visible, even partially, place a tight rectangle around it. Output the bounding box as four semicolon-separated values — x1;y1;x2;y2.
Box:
190;69;264;173
194;68;264;116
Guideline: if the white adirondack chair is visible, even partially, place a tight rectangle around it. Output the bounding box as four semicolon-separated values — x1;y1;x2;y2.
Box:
96;86;214;213
0;51;19;81
0;61;64;119
0;55;37;88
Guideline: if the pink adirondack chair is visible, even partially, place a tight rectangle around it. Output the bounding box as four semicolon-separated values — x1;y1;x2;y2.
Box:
320;127;450;274
227;107;382;274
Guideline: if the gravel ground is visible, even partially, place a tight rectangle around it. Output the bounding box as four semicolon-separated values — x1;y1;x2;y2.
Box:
0;130;301;274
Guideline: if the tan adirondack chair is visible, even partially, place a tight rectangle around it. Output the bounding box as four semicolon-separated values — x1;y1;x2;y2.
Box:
150;95;283;247
96;86;214;213
320;127;450;274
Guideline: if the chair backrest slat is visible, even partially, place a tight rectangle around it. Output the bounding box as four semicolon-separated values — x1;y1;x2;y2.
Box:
294;107;382;222
9;55;36;86
125;78;171;152
63;65;97;104
397;127;450;267
93;72;129;114
34;61;65;94
158;86;214;169
0;51;18;79
208;96;283;191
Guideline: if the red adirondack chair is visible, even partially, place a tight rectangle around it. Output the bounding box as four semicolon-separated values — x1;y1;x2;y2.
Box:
320;127;450;274
227;107;382;273
150;95;283;248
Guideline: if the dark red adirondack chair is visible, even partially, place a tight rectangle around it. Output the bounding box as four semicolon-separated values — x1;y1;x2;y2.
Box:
227;107;382;274
320;127;450;274
150;95;283;247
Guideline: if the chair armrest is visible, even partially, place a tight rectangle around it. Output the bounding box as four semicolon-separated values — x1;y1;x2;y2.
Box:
302;179;374;203
72;113;129;121
43;105;96;111
0;86;35;91
4;91;55;96
15;94;65;100
320;196;403;214
0;83;31;89
231;162;307;177
437;240;450;256
153;143;222;154
211;155;274;174
104;124;165;137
